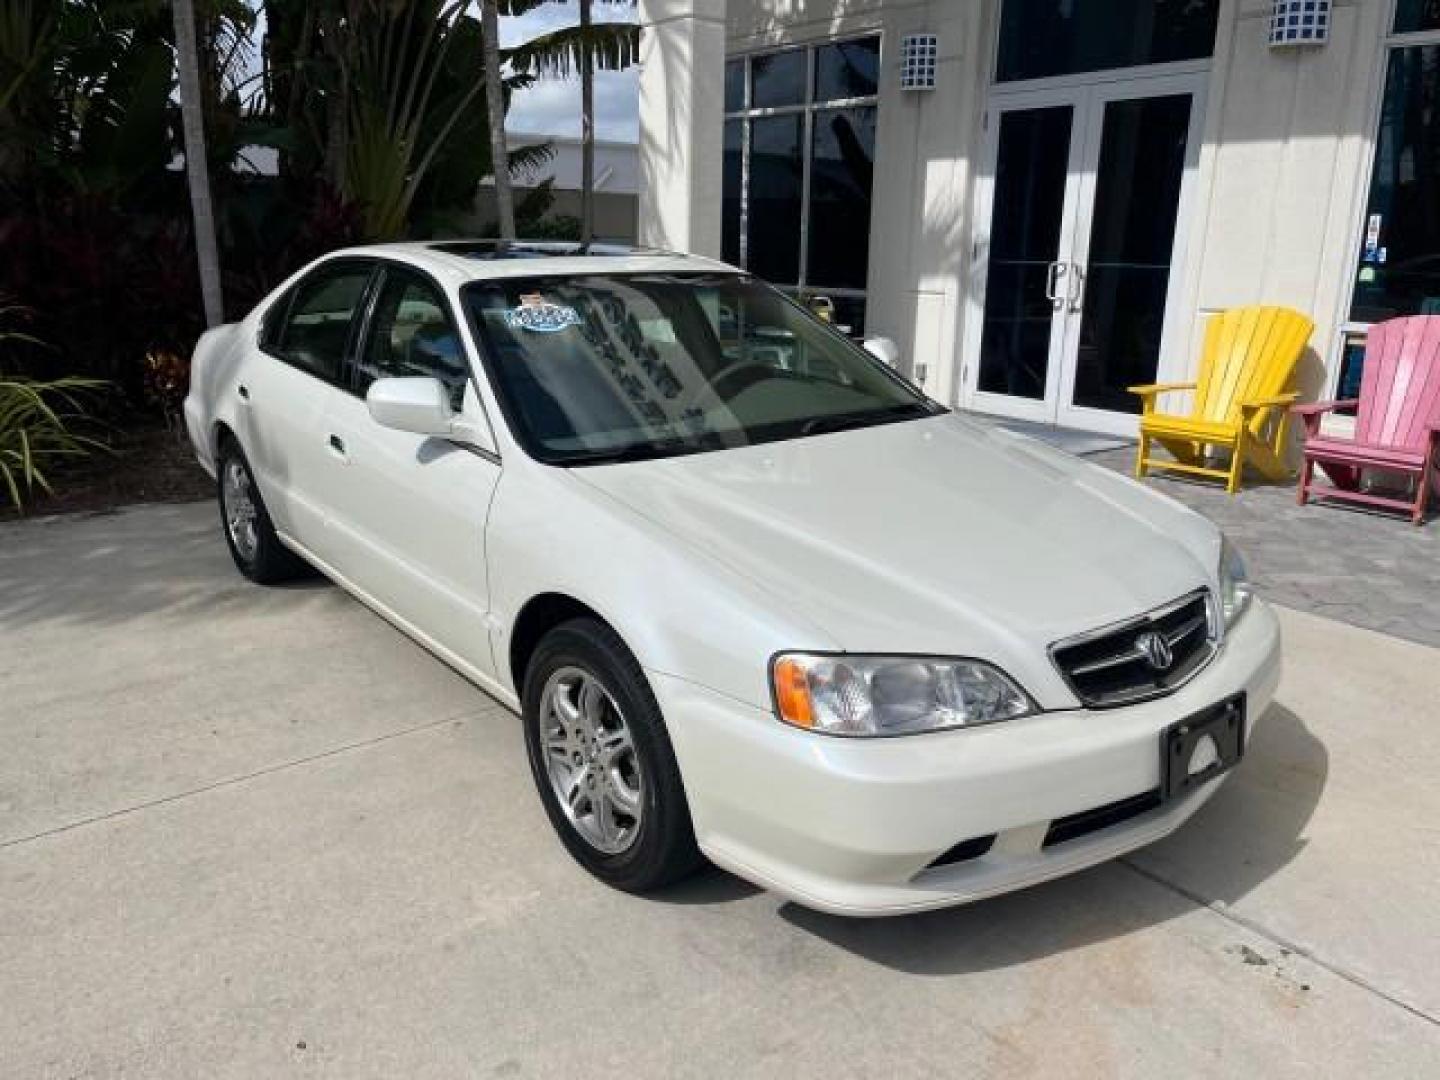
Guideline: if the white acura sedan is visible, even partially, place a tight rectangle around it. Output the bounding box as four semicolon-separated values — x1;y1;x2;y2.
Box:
185;241;1280;916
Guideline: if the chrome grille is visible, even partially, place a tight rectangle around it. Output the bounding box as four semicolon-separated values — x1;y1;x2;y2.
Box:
1050;591;1216;708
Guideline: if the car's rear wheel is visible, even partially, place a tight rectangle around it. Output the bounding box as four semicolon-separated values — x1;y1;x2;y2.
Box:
216;440;307;584
522;619;703;892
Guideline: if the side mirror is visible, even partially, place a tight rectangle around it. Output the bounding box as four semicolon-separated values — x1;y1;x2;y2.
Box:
366;376;499;455
863;335;901;369
367;376;456;437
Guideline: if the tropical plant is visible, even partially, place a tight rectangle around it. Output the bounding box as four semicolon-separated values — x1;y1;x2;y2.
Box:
0;376;109;511
507;0;638;243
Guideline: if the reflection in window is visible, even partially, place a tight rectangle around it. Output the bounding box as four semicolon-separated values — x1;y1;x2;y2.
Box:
1351;45;1440;322
815;38;880;101
1072;95;1191;413
747;116;804;286
723;37;880;334
722;120;742;266
275;266;372;383
1393;0;1440;34
724;59;745;112
751;49;806;108
355;270;468;409
978;107;1073;400
807;108;876;290
996;0;1219;83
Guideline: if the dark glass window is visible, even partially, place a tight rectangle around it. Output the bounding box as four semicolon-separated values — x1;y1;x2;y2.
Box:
1394;1;1440;33
463;274;934;465
815;37;880;101
978;106;1074;400
1351;45;1440;322
724;59;745;112
751;49;806;108
1072;95;1192;412
807;107;876;290
273;263;372;384
722;38;879;332
354;269;469;409
996;0;1219;83
746;115;804;285
722;121;743;267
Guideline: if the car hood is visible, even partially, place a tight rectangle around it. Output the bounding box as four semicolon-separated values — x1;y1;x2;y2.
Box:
573;414;1219;692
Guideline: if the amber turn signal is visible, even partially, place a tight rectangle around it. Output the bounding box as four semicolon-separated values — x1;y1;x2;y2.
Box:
772;656;814;728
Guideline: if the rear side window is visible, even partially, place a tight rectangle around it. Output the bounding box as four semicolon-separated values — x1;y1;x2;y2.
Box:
268;264;373;383
354;268;470;409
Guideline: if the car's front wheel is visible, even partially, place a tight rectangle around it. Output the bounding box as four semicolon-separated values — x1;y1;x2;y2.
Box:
216;439;308;585
522;619;703;893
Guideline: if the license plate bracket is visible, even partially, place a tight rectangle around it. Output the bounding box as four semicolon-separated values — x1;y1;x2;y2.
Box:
1160;693;1245;801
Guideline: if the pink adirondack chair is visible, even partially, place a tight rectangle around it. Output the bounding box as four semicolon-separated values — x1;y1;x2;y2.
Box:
1294;315;1440;525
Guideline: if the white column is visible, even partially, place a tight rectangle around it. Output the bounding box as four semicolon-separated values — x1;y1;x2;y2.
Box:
637;0;726;256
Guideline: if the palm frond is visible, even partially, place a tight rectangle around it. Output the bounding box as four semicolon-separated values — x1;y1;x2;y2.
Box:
508;140;554;181
507;22;640;78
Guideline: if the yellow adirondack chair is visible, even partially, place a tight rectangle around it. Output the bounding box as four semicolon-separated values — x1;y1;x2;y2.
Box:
1129;306;1314;493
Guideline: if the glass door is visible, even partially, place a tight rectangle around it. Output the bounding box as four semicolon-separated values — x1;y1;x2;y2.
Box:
970;91;1085;424
966;73;1204;434
1057;75;1203;431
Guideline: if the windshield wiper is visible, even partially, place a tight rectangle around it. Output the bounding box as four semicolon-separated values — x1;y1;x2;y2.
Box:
799;403;931;438
561;435;714;467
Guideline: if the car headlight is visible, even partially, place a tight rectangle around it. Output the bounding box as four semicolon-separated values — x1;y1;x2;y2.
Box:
1218;536;1253;629
771;654;1035;736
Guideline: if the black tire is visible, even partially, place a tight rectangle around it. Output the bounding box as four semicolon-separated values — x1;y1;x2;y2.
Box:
522;618;703;893
216;438;309;585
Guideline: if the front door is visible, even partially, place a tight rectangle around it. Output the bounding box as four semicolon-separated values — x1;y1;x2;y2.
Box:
321;264;502;679
966;73;1205;435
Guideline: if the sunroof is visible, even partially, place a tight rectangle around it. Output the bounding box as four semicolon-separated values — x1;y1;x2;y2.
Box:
429;240;672;260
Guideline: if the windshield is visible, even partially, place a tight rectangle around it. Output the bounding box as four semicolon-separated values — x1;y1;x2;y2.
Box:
463;273;941;465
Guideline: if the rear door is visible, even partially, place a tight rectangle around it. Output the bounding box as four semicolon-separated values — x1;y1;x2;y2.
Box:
320;263;502;677
241;259;377;559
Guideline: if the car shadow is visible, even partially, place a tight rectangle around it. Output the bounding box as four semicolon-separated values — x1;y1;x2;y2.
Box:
768;703;1325;976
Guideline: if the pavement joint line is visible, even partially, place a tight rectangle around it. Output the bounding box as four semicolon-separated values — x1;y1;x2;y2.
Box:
0;708;485;852
1119;856;1439;1028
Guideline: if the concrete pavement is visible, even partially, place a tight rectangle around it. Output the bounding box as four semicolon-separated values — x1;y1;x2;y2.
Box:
1;503;1437;1078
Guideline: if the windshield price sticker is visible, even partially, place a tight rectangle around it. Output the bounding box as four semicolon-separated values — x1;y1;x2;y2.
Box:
505;295;582;333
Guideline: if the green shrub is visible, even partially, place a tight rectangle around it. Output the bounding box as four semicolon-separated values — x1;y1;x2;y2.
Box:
0;377;109;512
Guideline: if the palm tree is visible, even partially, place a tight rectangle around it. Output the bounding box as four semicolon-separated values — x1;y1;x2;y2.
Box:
171;0;224;326
508;1;638;243
481;0;516;239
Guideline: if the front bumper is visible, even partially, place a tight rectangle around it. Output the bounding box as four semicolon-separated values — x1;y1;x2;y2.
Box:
653;599;1282;916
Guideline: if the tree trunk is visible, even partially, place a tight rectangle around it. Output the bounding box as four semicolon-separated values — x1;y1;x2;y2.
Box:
481;0;515;239
579;0;595;245
171;0;225;327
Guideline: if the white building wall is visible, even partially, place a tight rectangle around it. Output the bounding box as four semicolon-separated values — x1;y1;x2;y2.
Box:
1179;0;1388;403
697;0;1393;410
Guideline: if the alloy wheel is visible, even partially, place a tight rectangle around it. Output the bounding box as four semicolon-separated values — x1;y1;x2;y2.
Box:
538;666;644;854
222;458;259;563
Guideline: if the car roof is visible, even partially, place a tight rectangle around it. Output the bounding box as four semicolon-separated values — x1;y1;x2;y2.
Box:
322;240;737;288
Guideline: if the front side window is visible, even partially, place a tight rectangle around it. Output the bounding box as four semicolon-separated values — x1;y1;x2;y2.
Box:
464;273;938;465
355;268;470;409
722;35;880;335
270;263;373;383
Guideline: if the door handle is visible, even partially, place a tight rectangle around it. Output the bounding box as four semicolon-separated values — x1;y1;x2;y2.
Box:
1067;263;1086;313
1044;261;1067;310
328;433;348;461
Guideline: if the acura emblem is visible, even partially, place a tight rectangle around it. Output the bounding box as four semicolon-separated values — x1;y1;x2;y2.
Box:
1135;630;1174;671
